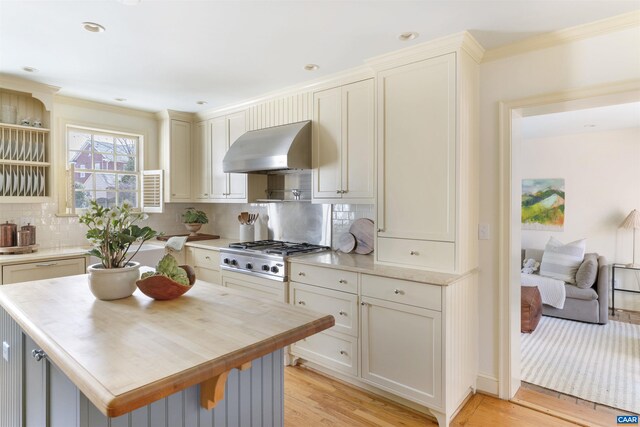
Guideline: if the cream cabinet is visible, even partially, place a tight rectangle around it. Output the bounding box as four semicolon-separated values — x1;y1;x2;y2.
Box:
2;257;86;285
312;79;374;203
185;246;220;285
160;111;192;202
288;261;478;427
191;121;211;200
221;270;285;301
360;296;442;407
191;110;265;204
374;38;479;274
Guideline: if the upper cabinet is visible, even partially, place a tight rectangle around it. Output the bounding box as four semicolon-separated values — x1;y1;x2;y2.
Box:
372;34;481;273
312;79;374;203
198;110;265;203
159;111;192;202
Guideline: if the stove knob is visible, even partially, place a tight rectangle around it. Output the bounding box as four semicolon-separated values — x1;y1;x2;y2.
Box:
262;265;270;272
270;266;279;274
230;259;238;266
245;263;253;270
223;258;230;265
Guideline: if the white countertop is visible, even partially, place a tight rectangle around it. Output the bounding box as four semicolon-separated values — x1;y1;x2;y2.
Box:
290;251;473;286
0;246;91;265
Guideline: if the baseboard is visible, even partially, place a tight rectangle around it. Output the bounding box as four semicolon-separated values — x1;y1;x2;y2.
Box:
476;373;499;396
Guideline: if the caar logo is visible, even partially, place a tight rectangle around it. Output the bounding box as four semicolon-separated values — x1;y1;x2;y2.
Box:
618;415;639;425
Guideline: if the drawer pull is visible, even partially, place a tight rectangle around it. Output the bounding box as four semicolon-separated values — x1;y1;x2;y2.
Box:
410;251;419;256
31;349;47;362
205;256;211;260
339;310;347;316
377;228;384;232
394;289;404;295
339;350;347;356
35;262;57;267
298;272;305;276
338;279;347;284
297;300;306;306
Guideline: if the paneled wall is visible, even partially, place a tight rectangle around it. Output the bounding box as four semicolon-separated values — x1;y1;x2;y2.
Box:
0;306;22;427
247;92;312;130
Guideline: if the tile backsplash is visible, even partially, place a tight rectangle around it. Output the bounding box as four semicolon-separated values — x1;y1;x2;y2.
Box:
0;201;374;249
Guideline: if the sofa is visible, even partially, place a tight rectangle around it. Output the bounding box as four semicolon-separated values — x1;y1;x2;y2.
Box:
522;249;609;325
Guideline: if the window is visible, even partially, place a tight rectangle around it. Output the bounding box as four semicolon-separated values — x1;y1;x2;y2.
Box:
67;126;141;209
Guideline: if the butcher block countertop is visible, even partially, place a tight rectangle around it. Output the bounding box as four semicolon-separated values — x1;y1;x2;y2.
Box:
290;251;474;286
0;275;334;417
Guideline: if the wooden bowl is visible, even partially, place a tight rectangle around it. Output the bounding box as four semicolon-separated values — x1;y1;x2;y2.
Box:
136;265;196;300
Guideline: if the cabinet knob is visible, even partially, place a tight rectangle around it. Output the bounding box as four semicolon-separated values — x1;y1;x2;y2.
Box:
336;190;341;194
360;301;367;306
410;251;419;256
339;350;347;356
394;289;404;295
298;272;305;276
205;256;211;260
297;300;306;305
377;228;384;233
31;349;47;362
204;193;209;196
339;279;347;284
339;310;347;316
172;193;176;196
341;190;347;194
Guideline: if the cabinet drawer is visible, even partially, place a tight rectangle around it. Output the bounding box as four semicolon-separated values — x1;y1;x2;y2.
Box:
289;263;357;294
194;267;221;285
291;331;357;376
222;271;286;302
187;247;220;271
377;237;454;271
361;274;441;311
290;282;358;337
2;257;86;285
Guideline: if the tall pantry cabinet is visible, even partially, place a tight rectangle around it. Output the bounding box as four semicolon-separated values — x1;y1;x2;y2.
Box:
371;34;482;274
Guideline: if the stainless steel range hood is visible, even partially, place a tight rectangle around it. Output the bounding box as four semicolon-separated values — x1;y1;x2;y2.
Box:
222;121;311;174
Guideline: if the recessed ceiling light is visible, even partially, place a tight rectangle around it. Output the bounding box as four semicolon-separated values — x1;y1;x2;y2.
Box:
304;64;319;71
82;22;106;33
22;66;38;73
196;101;208;105
398;31;419;41
117;0;141;5
114;98;127;102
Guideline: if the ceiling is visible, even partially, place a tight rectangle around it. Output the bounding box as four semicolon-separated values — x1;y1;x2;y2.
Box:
1;1;638;113
521;101;640;139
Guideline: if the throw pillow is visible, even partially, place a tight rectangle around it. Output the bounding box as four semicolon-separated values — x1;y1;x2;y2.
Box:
539;237;586;284
575;253;598;289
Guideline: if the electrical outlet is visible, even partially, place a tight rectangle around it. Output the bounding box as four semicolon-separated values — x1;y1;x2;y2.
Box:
478;223;490;240
2;341;9;362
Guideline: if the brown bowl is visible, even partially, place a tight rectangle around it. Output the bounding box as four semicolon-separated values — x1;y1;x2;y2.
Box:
136;265;196;300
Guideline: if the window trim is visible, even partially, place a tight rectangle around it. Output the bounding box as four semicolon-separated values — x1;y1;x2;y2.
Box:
66;124;144;210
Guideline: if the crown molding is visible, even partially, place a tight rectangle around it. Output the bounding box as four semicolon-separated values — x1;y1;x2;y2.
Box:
483;10;640;63
155;109;195;122
196;66;374;120
365;31;485;71
55;95;158;119
0;74;60;111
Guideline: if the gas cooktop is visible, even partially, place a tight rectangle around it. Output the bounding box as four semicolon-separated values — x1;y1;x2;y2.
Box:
220;240;330;281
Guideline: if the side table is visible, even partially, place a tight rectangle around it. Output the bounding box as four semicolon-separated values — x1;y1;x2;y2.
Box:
611;263;640;314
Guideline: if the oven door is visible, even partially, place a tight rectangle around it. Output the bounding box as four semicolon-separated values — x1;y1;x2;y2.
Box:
222;270;288;303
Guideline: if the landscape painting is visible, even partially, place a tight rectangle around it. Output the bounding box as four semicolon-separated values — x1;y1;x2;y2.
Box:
522;178;565;231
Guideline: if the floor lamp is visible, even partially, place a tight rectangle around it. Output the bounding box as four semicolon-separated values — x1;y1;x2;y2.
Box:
620;209;640;268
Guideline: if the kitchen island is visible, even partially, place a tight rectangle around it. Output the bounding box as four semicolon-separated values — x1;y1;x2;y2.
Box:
0;274;334;427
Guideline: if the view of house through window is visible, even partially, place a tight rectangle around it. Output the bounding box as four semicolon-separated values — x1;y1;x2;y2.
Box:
67;126;140;209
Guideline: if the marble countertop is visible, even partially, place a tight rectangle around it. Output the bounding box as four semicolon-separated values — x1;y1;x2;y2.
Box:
289;251;472;286
0;246;92;265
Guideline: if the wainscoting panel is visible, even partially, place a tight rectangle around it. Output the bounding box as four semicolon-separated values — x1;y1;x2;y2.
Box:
0;306;22;427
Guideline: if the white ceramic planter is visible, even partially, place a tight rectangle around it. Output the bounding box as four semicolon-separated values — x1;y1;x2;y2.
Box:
184;223;202;236
87;262;140;301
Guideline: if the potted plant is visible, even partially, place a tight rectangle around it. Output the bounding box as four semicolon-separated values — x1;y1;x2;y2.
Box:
182;207;209;236
80;200;160;300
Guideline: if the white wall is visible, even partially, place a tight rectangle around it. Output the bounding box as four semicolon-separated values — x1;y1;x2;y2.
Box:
521;127;640;262
478;26;640;384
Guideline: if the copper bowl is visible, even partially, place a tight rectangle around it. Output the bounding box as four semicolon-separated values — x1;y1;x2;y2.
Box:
136;265;196;300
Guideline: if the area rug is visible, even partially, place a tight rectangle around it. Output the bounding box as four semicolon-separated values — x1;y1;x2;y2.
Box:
521;316;639;413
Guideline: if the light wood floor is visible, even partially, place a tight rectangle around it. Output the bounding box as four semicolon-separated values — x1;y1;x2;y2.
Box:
284;365;582;426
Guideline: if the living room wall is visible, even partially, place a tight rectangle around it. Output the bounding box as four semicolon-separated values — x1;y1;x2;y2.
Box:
520;126;640;263
477;23;640;392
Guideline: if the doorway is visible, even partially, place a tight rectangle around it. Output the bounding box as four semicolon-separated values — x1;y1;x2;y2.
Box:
497;81;640;410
